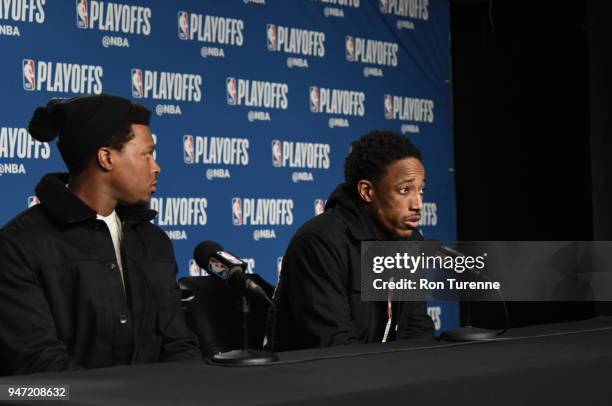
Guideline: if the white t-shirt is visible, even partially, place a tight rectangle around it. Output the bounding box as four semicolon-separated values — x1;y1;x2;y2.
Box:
97;210;125;290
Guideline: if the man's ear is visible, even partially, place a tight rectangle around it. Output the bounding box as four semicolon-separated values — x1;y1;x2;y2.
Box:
97;147;113;171
357;179;375;203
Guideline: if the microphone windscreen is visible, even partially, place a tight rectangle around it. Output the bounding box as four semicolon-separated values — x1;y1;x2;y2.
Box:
193;240;223;269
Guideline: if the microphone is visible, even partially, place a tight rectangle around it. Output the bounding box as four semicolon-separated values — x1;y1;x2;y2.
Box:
437;244;465;260
428;239;467;261
192;241;279;365
193;241;274;307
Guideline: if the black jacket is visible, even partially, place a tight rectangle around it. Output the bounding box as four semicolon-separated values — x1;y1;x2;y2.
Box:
270;183;433;351
0;173;200;375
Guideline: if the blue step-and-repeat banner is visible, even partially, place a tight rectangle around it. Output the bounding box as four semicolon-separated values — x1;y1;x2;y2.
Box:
0;0;458;332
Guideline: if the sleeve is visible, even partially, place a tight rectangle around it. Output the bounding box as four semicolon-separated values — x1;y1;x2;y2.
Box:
280;234;364;348
0;232;83;375
157;262;202;363
395;300;434;340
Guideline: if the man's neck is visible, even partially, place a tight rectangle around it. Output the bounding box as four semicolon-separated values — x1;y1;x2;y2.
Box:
69;175;117;216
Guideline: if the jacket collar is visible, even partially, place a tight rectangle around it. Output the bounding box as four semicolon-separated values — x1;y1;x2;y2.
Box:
35;172;157;225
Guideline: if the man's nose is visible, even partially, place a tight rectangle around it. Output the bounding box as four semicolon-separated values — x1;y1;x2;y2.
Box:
152;159;161;174
410;194;423;211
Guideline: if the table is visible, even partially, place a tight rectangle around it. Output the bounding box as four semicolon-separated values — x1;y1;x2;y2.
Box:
1;317;611;405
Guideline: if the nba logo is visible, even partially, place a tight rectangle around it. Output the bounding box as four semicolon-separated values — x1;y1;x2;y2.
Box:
266;24;277;51
27;196;40;208
183;135;195;164
309;86;320;113
345;36;355;62
314;199;325;216
226;77;237;105
232;197;243;226
178;11;189;40
384;94;393;119
379;0;390;13
76;0;88;29
189;259;206;276
131;68;143;99
271;140;282;167
22;59;36;91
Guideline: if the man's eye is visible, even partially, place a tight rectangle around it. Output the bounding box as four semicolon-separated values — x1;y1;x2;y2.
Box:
399;188;409;194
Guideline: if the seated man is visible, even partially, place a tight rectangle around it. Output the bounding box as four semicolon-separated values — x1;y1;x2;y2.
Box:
0;94;200;375
269;131;433;350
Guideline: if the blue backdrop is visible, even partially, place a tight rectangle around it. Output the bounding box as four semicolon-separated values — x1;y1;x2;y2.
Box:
0;0;458;333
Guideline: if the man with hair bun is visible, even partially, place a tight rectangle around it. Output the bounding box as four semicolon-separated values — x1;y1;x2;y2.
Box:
0;94;200;375
269;130;434;351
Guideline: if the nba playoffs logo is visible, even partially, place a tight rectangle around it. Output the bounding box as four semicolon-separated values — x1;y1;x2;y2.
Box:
379;0;390;13
27;196;40;208
309;86;320;113
226;77;237;105
76;0;88;29
271;140;282;167
384;94;393;119
131;69;143;98
22;59;36;91
232;197;243;226
266;24;277;51
178;11;189;40
345;36;355;62
314;199;325;215
183;135;195;164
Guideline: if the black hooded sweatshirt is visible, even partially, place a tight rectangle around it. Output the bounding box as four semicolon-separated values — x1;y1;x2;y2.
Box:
269;183;434;351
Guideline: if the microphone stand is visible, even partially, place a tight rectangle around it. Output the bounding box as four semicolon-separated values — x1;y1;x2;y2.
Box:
242;296;249;352
209;293;279;365
439;271;509;341
439;301;498;341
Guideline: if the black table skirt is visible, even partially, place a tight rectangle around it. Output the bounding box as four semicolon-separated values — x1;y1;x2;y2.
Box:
1;317;612;406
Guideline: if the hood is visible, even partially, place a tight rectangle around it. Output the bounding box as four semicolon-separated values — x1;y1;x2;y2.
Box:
324;183;377;241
